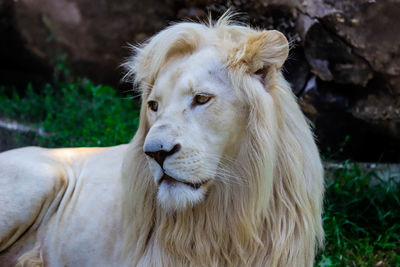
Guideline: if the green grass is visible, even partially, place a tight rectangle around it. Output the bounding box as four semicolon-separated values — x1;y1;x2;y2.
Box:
317;162;400;266
0;79;139;147
0;78;399;266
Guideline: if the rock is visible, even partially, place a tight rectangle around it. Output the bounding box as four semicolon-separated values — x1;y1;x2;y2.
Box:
352;88;400;140
319;0;400;76
272;0;400;85
9;0;175;85
283;46;311;96
304;22;373;86
0;0;52;90
253;0;400;161
300;78;400;162
176;7;207;20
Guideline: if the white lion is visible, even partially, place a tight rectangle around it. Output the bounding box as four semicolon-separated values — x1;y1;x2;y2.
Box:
0;15;324;266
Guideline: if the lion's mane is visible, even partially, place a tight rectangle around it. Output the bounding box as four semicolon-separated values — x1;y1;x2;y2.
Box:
121;14;324;267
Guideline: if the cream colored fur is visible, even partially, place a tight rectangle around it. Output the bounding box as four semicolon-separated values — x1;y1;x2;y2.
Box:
122;14;324;266
0;14;324;267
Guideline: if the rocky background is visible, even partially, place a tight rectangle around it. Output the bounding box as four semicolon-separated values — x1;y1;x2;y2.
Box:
1;0;399;162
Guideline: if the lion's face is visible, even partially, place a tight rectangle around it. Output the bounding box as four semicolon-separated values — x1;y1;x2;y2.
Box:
143;47;246;211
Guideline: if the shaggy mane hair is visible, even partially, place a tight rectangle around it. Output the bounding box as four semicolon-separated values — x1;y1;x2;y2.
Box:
121;14;324;267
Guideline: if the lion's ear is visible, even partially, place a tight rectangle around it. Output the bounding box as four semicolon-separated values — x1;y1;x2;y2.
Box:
231;30;289;74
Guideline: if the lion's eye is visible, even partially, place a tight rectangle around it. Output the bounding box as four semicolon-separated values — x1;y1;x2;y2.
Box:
193;94;212;106
147;100;158;112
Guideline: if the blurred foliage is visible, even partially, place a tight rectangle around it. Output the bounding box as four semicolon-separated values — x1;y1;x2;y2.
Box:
0;74;139;148
317;162;400;266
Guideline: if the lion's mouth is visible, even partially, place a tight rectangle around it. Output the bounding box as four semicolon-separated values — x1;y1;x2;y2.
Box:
159;174;206;190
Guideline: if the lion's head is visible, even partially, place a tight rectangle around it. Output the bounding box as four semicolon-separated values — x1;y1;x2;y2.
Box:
122;14;324;266
142;45;250;211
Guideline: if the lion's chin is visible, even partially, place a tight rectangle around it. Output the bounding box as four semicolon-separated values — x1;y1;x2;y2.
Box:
156;178;207;212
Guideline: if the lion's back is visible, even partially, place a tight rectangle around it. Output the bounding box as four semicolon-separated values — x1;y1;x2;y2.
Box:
0;145;128;266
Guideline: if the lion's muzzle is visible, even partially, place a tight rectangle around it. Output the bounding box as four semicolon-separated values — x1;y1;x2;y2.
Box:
144;143;181;168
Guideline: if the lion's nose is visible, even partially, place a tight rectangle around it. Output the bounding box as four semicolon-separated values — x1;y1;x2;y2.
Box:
144;144;181;167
